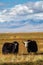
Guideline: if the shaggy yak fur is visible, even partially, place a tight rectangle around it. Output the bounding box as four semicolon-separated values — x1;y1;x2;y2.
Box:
2;41;19;54
27;40;38;53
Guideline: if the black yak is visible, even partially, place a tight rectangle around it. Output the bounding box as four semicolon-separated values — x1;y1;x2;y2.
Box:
2;41;19;54
27;40;38;53
23;40;38;53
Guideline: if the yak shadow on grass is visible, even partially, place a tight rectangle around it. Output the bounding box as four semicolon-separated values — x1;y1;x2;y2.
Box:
0;60;43;65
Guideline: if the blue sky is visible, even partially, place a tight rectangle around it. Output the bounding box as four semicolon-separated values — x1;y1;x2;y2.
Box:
0;0;42;9
0;0;41;3
0;0;43;33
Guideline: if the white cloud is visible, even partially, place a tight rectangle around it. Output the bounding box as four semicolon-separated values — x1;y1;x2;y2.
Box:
0;1;43;32
2;9;7;13
0;23;43;33
0;1;43;22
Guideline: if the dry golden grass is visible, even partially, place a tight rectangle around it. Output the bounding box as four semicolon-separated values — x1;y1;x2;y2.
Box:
0;32;43;64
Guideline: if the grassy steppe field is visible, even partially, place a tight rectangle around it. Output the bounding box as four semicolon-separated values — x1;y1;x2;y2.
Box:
0;32;43;65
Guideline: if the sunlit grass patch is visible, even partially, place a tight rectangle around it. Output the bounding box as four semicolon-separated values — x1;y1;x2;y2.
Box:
0;60;43;65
